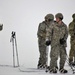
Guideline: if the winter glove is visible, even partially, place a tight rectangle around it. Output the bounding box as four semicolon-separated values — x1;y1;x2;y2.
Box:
46;40;51;46
60;38;66;45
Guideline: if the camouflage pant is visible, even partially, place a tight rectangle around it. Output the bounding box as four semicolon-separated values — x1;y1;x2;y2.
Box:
38;38;47;66
69;38;75;62
50;44;66;69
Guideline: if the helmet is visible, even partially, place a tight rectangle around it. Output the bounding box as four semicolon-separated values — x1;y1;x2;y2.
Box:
55;13;63;20
72;13;75;19
45;14;54;20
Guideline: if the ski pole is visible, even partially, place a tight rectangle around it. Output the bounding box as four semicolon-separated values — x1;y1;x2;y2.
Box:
15;33;19;67
12;38;15;67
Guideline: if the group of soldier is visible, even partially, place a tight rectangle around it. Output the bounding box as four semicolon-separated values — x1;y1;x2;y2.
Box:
37;13;75;73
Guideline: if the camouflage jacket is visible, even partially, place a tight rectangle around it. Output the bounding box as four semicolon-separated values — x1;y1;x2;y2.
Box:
37;21;54;39
69;21;75;38
46;22;68;47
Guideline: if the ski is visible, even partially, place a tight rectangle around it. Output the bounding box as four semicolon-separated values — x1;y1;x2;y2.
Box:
18;67;45;73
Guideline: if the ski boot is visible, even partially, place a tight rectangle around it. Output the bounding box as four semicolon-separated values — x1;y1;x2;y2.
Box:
69;61;75;66
59;68;68;73
46;66;58;73
49;67;58;73
37;63;43;69
42;64;47;69
69;59;73;65
71;62;75;66
38;64;47;70
45;66;50;72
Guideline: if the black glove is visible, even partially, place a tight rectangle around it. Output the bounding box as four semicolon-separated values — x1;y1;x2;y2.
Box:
74;33;75;35
60;38;66;45
46;40;51;46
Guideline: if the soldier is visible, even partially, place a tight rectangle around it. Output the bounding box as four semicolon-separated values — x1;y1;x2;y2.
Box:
0;24;3;31
46;13;68;73
37;14;54;69
69;13;75;66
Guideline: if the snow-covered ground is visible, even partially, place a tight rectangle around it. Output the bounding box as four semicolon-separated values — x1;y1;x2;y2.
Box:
0;0;75;75
0;64;75;75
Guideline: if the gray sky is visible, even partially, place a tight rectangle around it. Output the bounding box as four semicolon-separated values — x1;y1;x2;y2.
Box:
0;0;75;67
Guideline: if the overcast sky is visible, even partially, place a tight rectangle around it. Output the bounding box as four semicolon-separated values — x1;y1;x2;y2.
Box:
0;0;75;67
